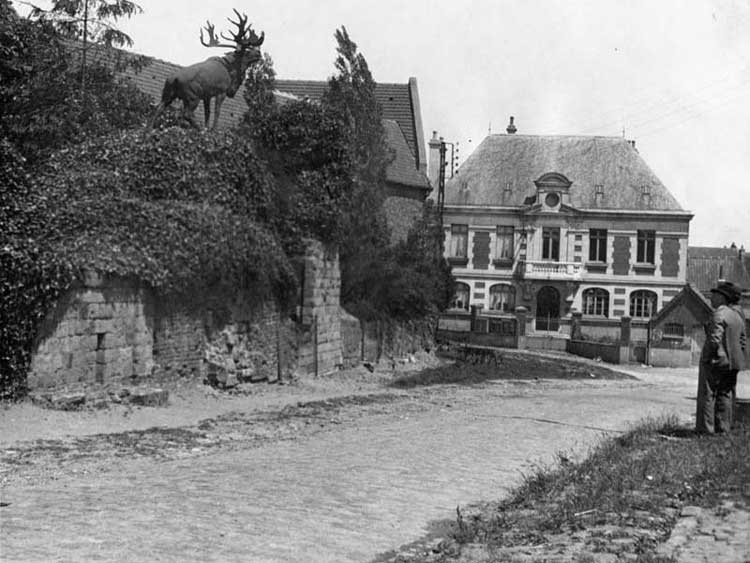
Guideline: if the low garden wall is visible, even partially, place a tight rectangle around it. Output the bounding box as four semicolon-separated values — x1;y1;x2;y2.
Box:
567;339;622;364
342;314;437;365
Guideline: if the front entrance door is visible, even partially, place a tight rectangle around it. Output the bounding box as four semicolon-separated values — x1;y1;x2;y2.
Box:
535;286;560;331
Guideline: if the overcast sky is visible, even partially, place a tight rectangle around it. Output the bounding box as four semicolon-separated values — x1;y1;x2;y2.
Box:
15;0;750;248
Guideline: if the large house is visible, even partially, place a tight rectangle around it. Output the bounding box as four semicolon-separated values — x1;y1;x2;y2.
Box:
436;118;693;336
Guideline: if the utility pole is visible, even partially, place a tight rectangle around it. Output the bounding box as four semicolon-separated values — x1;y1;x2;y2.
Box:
437;139;446;226
81;0;89;93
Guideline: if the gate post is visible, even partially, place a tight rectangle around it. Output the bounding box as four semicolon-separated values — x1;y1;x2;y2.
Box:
514;306;527;350
619;315;631;364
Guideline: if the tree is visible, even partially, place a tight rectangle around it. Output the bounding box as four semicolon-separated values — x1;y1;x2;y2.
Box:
1;1;153;164
323;26;390;185
28;0;142;47
320;27;453;320
319;27;395;318
28;0;143;89
242;52;277;128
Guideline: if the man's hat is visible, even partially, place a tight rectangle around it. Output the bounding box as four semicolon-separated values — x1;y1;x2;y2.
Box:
710;281;742;303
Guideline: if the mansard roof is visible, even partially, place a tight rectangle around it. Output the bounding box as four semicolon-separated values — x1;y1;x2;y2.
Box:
445;134;685;212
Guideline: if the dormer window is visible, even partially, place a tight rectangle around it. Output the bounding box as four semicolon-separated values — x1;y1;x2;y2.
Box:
641;185;652;207
502;181;513;203
594;184;604;206
534;172;572;210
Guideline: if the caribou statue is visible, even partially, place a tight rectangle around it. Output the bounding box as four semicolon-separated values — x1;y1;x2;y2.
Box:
150;10;264;130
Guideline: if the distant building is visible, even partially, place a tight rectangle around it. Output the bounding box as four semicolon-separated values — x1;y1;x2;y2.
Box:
434;117;693;337
687;245;750;296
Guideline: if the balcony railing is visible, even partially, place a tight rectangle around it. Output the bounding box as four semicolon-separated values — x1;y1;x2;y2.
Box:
518;260;582;279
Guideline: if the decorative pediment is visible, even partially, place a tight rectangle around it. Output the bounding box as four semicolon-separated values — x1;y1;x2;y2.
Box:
534;172;572;191
521;202;582;216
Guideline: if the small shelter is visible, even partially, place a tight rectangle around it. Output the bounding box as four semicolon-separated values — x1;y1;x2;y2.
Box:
648;284;712;367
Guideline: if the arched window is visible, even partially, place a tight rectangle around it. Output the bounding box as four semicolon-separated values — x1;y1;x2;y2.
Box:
489;284;516;312
630;290;658;318
450;283;470;310
582;288;609;317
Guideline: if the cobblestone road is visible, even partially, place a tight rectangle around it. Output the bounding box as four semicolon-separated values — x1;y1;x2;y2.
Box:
0;371;706;562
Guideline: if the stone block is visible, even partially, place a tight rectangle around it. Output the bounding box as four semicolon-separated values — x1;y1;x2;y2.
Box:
49;392;87;411
92;319;115;334
126;387;168;407
79;290;105;304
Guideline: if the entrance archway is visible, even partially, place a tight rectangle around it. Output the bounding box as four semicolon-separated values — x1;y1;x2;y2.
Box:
535;286;560;331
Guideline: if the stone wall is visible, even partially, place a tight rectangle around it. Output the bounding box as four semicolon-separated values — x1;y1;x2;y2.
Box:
154;297;291;385
297;240;342;375
382;194;425;243
341;315;437;365
28;272;153;389
27;240;342;392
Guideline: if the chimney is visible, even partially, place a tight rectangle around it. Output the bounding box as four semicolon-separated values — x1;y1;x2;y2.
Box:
428;131;443;189
506;116;517;134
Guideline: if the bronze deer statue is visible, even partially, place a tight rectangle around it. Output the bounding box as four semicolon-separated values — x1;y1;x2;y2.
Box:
150;10;264;130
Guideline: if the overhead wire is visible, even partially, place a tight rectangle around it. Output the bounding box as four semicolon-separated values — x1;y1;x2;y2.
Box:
573;69;740;134
575;72;750;137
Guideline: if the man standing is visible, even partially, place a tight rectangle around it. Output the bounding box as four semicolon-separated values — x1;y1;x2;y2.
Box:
696;281;747;434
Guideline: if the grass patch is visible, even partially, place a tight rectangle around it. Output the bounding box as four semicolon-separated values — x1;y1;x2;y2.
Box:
390;351;631;388
407;416;750;561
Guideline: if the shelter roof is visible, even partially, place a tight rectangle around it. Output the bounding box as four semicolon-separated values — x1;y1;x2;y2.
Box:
652;283;712;325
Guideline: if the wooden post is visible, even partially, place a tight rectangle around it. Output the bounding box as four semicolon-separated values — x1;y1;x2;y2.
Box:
276;311;282;383
360;319;365;361
313;314;318;377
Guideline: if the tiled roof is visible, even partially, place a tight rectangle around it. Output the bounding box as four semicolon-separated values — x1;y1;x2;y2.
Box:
274;79;424;171
445;134;685;211
687;246;750;291
382;120;429;190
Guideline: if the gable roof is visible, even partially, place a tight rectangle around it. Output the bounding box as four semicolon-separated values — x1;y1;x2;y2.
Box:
382;120;430;189
687;246;750;291
652;283;712;324
274;78;427;174
445;134;684;211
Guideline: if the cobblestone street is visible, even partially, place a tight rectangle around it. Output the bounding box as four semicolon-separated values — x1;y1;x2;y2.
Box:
0;367;723;562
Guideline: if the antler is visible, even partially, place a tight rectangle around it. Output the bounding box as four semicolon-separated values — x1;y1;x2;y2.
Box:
200;20;235;48
200;10;264;49
221;9;264;48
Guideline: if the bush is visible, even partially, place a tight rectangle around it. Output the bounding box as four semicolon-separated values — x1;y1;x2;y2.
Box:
1;129;298;398
1;3;154;164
